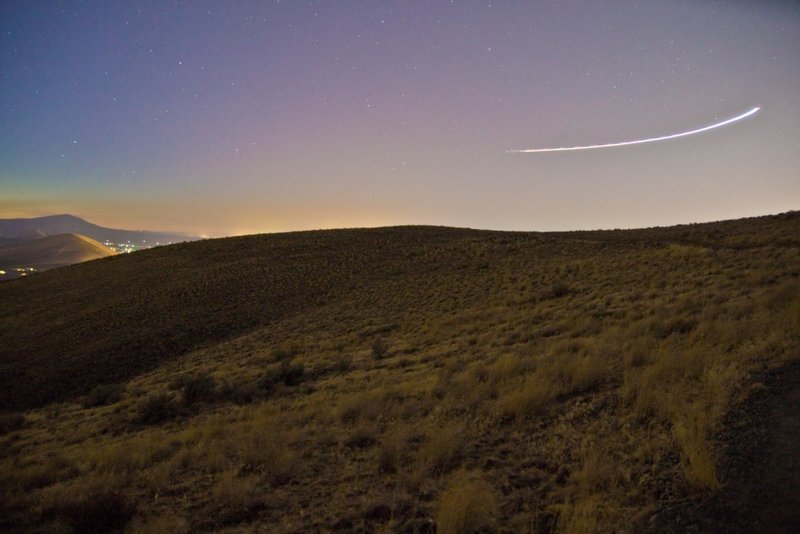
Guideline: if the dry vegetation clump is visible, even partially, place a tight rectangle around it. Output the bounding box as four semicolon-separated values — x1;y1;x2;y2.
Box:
377;423;413;474
259;359;306;392
0;212;798;531
127;512;189;534
0;412;25;435
371;337;389;360
338;389;388;424
242;432;296;484
209;470;265;525
135;392;179;425
497;374;560;421
672;410;720;489
36;474;136;533
416;423;466;477
436;469;498;534
344;424;379;449
81;383;125;408
171;372;217;406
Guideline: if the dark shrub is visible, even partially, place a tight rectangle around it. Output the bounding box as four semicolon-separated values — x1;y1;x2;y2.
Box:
650;316;697;339
217;381;260;405
549;282;571;298
81;384;125;408
259;361;305;391
258;371;279;393
371;339;388;360
135;393;178;425
271;345;299;362
57;490;136;533
332;355;353;373
280;361;305;386
345;427;378;449
0;412;25;435
180;373;217;406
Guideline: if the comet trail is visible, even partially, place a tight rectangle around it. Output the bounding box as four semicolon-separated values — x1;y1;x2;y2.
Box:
508;106;760;153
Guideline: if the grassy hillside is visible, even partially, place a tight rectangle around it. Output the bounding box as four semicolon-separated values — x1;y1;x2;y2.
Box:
0;226;491;409
0;213;798;532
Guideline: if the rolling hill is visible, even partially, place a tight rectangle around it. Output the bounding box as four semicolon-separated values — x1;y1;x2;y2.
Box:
0;214;199;246
0;212;797;533
0;233;116;274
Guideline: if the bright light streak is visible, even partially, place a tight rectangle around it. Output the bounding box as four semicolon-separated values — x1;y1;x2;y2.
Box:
508;107;760;153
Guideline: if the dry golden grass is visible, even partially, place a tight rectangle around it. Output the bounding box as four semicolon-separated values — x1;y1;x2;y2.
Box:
436;470;498;534
210;470;264;524
128;512;189;534
0;213;798;531
672;410;720;489
497;374;559;421
416;423;466;477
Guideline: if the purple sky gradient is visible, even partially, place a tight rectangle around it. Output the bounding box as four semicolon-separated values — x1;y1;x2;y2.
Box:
2;1;798;235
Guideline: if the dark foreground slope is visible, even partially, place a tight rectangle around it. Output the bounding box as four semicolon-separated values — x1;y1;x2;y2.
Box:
0;213;798;533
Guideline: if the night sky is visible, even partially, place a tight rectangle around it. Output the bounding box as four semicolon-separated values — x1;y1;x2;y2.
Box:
2;1;798;236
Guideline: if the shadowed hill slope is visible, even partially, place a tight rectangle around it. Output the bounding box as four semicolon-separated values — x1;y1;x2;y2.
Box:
0;233;115;268
0;215;798;411
0;226;490;409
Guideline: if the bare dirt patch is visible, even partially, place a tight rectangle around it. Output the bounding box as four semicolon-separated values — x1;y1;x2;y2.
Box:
649;360;800;533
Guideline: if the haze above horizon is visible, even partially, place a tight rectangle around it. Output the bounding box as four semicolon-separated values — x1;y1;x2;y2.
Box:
2;1;798;236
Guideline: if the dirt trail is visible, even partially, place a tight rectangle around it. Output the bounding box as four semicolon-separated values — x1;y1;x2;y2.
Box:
653;361;800;533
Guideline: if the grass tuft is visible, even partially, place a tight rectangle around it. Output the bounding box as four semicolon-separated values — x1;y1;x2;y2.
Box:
81;383;125;408
135;392;178;425
0;412;26;435
436;470;497;534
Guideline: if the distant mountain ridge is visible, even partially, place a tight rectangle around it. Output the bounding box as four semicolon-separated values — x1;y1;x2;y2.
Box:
0;214;198;246
0;233;115;268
